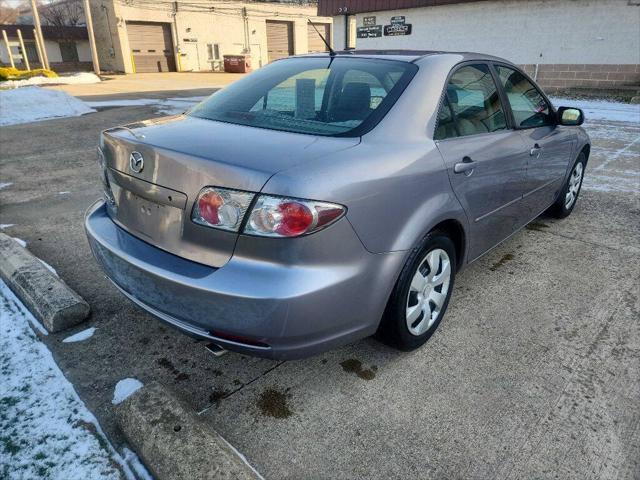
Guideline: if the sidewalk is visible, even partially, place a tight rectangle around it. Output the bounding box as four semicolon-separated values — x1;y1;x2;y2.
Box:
47;72;245;100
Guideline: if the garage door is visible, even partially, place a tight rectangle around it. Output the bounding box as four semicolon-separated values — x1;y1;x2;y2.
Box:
127;22;176;73
266;21;293;63
307;23;331;53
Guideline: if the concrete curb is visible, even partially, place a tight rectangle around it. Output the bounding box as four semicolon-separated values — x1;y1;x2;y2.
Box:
0;233;90;332
115;381;261;480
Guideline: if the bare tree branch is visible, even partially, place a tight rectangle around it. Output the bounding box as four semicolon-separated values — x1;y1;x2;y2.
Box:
39;0;84;27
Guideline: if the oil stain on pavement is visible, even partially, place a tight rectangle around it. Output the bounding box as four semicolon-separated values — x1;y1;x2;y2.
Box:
340;359;377;380
257;388;293;418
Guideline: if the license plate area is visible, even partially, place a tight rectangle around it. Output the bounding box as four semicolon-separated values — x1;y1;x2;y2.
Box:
113;188;184;244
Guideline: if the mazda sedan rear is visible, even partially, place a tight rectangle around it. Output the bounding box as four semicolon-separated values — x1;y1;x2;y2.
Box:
85;51;589;359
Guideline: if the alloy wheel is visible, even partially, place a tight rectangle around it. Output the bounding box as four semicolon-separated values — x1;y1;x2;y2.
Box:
406;248;451;336
565;162;584;209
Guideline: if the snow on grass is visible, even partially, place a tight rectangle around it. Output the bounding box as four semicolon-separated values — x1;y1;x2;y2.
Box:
0;280;136;480
62;327;96;343
549;97;640;124
112;379;144;405
0;86;96;127
0;182;12;190
2;72;101;89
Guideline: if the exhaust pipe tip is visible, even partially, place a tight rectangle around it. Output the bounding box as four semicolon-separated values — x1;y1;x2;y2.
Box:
205;343;228;357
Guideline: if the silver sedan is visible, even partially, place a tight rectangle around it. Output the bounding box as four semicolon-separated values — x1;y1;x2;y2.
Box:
85;50;590;359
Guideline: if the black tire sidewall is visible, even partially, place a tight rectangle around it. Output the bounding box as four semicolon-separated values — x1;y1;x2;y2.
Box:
553;153;586;218
380;232;457;351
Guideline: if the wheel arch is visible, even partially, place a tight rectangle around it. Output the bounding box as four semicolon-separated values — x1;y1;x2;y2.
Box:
430;219;466;271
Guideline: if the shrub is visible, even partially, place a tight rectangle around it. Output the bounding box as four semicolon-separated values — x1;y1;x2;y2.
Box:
0;67;58;81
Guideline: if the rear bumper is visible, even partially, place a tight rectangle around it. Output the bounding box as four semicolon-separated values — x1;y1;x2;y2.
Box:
84;200;405;359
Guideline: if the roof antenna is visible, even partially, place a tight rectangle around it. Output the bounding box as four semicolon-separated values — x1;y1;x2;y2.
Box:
308;19;336;57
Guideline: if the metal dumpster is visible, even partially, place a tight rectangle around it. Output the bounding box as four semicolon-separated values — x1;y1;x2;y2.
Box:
223;55;251;73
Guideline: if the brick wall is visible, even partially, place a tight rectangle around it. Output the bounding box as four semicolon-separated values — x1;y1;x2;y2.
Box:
520;64;640;93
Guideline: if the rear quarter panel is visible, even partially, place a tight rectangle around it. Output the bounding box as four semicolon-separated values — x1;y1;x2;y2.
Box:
262;140;469;255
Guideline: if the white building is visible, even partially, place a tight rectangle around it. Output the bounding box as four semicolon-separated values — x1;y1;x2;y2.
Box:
0;24;92;72
320;0;640;93
88;0;333;73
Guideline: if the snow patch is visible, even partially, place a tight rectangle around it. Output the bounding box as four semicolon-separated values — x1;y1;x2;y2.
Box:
12;237;26;247
0;224;14;229
112;378;144;405
37;258;58;276
0;279;140;479
0;182;12;189
58;191;71;195
62;327;96;343
549;97;640;124
0;86;96;126
2;72;101;88
122;447;154;480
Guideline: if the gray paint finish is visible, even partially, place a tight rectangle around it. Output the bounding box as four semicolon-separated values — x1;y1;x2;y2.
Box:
86;51;590;358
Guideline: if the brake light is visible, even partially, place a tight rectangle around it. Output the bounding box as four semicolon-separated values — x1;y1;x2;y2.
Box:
245;195;345;238
192;187;254;232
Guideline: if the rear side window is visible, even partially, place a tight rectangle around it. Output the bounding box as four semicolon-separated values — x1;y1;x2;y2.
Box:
496;65;554;128
189;57;417;137
444;64;507;137
434;97;458;140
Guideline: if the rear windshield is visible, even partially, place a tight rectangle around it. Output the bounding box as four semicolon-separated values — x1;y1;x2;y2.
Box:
188;57;417;137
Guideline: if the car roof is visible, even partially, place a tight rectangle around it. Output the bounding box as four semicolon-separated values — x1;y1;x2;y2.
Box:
295;50;514;65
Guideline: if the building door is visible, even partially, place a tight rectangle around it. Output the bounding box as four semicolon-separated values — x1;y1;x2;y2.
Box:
59;42;79;62
266;20;293;62
307;23;331;52
127;21;176;73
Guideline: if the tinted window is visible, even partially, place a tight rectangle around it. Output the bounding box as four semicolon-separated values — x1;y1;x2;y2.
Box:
434;97;458;140
496;65;554;128
443;64;507;137
189;57;417;136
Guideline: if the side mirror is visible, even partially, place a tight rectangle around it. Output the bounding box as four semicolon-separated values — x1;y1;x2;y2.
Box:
557;107;584;126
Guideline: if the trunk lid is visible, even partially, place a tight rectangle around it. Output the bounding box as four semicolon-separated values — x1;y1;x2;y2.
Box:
101;115;359;267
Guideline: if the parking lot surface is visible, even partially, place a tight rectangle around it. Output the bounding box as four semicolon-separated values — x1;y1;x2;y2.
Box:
1;96;638;479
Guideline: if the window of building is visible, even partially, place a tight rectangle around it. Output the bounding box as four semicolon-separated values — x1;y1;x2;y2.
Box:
59;41;79;63
22;42;39;64
207;43;220;61
496;65;553;128
443;64;507;137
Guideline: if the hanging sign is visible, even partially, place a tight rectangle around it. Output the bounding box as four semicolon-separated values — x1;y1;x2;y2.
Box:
363;16;376;26
384;16;412;36
357;25;383;38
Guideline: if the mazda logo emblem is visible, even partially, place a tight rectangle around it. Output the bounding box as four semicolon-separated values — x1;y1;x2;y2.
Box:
129;151;144;173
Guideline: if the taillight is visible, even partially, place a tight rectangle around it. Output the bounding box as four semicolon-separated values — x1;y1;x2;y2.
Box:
192;187;254;232
244;195;345;238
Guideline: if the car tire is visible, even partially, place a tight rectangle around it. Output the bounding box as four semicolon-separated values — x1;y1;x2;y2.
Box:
549;152;586;219
377;231;456;351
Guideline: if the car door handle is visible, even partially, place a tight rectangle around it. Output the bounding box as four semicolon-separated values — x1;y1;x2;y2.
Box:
530;144;542;157
454;157;476;175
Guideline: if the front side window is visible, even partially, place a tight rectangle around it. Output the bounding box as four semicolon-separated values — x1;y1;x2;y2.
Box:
496;65;554;128
443;64;507;137
189;57;417;136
